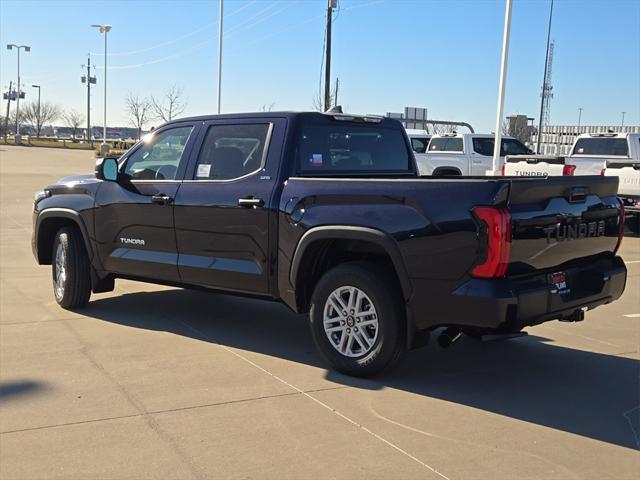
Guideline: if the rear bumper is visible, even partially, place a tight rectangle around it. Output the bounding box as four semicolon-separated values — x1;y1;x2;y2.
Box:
427;256;627;332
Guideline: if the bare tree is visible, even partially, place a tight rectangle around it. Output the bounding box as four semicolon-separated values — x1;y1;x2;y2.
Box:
260;102;275;112
63;110;85;140
151;85;187;123
125;94;152;139
21;101;61;137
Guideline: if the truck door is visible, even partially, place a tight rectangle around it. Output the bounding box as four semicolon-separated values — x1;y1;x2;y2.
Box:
94;123;198;282
173;118;286;295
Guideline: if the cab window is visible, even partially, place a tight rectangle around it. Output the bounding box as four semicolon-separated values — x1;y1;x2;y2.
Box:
123;126;193;180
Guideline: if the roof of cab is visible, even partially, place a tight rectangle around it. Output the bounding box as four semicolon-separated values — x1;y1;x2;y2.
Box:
162;111;403;128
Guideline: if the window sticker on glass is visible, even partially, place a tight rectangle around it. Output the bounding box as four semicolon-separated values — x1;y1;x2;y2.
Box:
309;153;323;167
197;164;211;178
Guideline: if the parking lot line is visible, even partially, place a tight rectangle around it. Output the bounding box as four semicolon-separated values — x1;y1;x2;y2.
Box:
178;319;452;480
623;313;640;318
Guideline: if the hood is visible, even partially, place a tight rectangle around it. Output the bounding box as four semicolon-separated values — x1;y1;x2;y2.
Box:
56;173;97;186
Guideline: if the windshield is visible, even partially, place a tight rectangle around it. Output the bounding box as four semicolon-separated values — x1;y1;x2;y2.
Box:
298;123;412;174
573;138;629;156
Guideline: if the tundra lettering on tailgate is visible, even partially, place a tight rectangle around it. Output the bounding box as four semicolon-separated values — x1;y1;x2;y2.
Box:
543;220;605;243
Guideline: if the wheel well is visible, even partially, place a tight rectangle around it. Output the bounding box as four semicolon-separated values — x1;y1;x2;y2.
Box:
432;167;462;176
36;217;79;264
294;238;402;313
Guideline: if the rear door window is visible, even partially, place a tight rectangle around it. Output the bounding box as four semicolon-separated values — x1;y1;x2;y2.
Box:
428;137;463;152
193;124;271;180
473;138;531;156
573;138;629;156
298;123;411;174
410;137;429;154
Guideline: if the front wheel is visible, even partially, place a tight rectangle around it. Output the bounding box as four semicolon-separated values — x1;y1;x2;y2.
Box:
52;226;91;309
309;262;405;377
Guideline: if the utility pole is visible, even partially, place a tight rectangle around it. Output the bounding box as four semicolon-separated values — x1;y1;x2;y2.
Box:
621;111;626;126
31;84;41;137
334;77;339;107
578;107;583;128
3;81;12;141
536;0;554;154
217;0;224;114
324;0;337;112
81;55;97;146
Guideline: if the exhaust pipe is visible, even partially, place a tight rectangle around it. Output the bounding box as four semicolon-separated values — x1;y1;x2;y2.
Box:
560;308;586;322
438;327;462;349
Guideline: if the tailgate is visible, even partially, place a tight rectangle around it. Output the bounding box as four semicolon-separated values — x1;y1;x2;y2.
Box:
506;175;622;274
503;155;567;177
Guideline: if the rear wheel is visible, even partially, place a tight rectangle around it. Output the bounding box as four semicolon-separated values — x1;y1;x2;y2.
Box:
52;227;91;309
309;262;405;377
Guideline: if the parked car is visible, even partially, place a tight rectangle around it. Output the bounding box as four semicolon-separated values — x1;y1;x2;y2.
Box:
417;133;532;176
32;111;627;376
603;161;640;233
503;132;640;177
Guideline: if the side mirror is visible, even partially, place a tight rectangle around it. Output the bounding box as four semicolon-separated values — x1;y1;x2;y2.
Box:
95;157;119;182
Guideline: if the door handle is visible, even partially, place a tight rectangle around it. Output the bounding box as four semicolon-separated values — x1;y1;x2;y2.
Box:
238;196;264;208
151;194;173;205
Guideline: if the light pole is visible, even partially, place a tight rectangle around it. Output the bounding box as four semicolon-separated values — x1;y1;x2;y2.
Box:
577;107;583;128
6;44;31;144
91;24;111;154
490;0;512;175
32;84;41;137
621;111;626;127
217;0;223;114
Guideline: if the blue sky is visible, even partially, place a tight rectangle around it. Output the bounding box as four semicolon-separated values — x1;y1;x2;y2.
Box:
1;0;638;131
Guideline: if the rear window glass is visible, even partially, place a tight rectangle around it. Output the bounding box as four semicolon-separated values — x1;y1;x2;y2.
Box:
573;138;629;156
410;137;429;154
298;124;411;174
428;137;463;152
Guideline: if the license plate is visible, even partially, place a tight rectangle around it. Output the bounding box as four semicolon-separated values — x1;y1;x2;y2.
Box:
548;271;570;294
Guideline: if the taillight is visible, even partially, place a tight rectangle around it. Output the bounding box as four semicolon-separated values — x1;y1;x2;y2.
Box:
471;207;511;278
562;164;576;176
501;162;506;176
614;199;625;254
600;168;606;176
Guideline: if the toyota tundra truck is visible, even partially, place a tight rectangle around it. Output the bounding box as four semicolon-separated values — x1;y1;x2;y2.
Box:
32;111;627;376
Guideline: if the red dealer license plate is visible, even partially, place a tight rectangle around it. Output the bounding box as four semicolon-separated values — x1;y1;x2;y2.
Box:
548;272;570;294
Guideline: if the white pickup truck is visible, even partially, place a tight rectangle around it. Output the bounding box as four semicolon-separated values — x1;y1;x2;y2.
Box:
415;133;532;176
603;161;640;233
503;132;640;177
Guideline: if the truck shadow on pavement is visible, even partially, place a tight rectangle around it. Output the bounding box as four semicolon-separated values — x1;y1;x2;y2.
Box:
82;287;639;451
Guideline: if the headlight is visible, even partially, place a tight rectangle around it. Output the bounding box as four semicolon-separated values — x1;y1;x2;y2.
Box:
34;190;51;204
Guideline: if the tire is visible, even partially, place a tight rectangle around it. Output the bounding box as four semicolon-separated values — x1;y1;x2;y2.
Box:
52;226;91;309
309;261;406;377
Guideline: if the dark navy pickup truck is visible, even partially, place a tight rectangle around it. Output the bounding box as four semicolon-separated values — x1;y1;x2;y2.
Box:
32;112;627;376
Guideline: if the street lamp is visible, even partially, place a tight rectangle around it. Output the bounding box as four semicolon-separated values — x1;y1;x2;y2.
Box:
621;111;626;127
6;44;31;144
32;84;41;137
578;107;583;128
91;24;111;155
